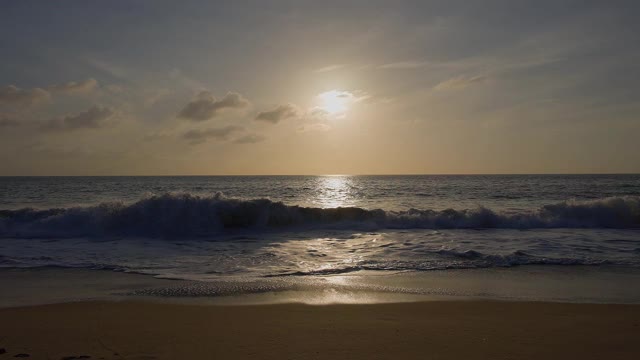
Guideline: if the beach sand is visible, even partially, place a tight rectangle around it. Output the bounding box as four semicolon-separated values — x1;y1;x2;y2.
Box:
1;301;639;360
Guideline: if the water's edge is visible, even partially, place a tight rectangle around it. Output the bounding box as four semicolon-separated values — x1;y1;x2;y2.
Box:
2;265;640;308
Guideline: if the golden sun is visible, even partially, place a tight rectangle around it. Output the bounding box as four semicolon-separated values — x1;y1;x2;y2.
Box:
317;90;353;115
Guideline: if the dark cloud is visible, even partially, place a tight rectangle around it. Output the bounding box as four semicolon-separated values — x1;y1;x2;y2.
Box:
182;125;244;144
0;85;50;106
0;116;19;127
44;105;115;131
255;103;298;124
0;79;97;108
233;134;266;144
178;91;250;121
48;78;98;94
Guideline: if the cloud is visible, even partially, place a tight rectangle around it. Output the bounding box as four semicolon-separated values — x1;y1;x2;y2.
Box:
182;125;244;144
143;129;173;142
44;105;115;131
296;107;334;133
1;79;99;107
255;103;298;124
302;107;333;123
297;123;331;133
105;84;124;94
48;78;98;94
0;116;19;127
309;107;330;117
313;64;346;73
169;68;206;90
0;85;51;106
143;88;171;108
178;91;250;121
378;61;430;69
233;134;266;144
434;75;488;91
87;58;127;79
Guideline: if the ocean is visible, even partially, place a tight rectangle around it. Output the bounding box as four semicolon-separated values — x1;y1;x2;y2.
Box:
1;175;640;304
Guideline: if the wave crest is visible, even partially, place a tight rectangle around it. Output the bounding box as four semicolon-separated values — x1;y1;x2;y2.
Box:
1;193;639;238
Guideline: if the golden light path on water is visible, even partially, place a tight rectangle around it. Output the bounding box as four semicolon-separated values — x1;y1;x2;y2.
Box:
299;176;371;283
313;175;357;208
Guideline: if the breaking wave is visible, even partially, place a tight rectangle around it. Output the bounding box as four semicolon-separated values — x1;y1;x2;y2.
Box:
1;193;639;238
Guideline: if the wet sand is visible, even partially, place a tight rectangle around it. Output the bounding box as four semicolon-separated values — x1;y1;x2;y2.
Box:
1;300;639;360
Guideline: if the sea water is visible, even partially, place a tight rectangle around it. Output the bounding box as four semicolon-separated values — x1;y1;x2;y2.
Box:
1;175;639;303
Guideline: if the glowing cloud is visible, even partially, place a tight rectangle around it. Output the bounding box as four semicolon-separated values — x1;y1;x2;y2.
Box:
317;90;354;115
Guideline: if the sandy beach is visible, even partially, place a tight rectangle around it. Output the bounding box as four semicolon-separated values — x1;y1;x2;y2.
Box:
3;0;640;358
1;300;639;360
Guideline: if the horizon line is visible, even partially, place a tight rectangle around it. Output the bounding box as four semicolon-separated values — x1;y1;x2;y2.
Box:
1;172;639;177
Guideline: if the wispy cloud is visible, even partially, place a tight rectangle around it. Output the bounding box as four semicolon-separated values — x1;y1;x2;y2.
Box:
297;123;331;133
233;134;266;144
313;64;347;73
87;58;127;79
378;61;430;69
48;78;99;94
168;68;206;90
434;75;488;91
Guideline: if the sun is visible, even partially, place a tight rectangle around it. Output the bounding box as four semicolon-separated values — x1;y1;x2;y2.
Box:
317;90;353;115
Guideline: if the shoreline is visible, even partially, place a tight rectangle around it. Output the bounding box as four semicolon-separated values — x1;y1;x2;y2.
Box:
2;300;639;359
3;265;640;308
2;266;640;359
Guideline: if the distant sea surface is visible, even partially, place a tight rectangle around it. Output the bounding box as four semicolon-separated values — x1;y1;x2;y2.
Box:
1;175;639;280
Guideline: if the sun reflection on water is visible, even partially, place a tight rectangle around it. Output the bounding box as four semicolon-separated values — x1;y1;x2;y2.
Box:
313;175;357;208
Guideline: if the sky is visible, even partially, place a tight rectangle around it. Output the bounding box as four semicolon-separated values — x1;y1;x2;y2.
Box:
1;0;639;175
